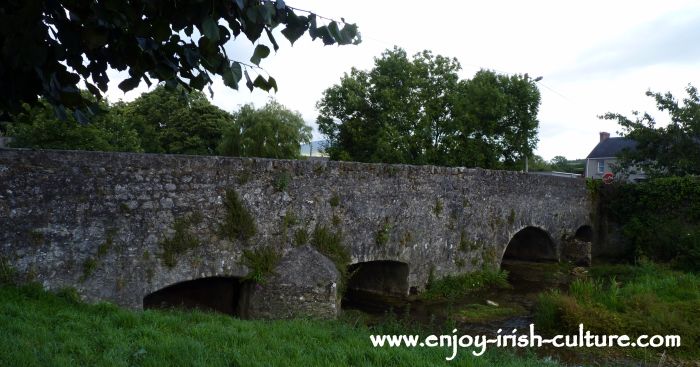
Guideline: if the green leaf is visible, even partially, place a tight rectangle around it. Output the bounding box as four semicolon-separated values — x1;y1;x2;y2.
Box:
223;62;243;90
281;24;306;45
201;17;220;43
253;75;270;91
118;77;140;92
244;70;254;91
328;21;342;43
340;23;360;45
250;44;270;66
268;76;278;92
276;0;286;10
314;26;335;45
281;12;308;45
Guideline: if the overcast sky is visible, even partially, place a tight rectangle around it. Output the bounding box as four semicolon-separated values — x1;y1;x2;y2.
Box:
104;0;700;160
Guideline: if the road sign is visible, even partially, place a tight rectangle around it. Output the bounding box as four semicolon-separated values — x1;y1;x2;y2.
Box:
602;172;614;184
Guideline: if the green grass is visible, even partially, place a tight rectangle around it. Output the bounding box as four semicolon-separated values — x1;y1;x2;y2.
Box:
0;284;561;367
422;270;510;300
534;262;700;359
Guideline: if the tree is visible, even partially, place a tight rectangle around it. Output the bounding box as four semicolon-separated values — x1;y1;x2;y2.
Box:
529;155;552;172
7;94;142;152
601;84;700;177
316;47;541;168
451;70;541;169
219;99;311;159
0;1;360;119
550;155;568;171
117;86;234;155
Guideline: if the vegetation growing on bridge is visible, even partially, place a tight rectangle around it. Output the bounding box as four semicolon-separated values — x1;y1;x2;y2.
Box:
374;219;392;247
311;225;351;294
220;189;256;242
159;212;203;268
242;246;282;284
81;228;117;280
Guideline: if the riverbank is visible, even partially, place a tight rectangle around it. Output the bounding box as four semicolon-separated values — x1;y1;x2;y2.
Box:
0;283;555;367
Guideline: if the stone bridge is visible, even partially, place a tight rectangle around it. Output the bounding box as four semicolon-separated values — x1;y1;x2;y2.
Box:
0;149;592;319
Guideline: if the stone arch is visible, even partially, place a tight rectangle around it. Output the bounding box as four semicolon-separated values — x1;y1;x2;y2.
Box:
346;260;409;296
502;226;557;263
143;276;253;317
574;225;593;242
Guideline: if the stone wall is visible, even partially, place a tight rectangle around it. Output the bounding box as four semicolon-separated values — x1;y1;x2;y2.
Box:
0;148;592;318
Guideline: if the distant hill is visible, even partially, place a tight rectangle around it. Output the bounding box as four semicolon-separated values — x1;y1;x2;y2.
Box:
300;140;328;157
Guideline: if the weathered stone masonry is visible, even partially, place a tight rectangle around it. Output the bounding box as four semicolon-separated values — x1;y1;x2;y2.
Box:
0;149;592;318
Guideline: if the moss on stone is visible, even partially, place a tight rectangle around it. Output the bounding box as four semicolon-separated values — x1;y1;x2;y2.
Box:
220;189;256;241
507;208;516;225
118;202;130;214
97;229;116;257
29;230;44;247
329;194;340;208
458;230;469;252
160;212;203;268
375;220;391;247
433;198;443;216
81;258;97;281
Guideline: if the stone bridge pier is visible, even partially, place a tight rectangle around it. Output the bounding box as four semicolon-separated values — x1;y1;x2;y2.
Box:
0;149;592;319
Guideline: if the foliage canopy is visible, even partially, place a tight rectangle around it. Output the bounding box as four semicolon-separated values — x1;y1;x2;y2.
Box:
218;99;311;159
316;47;541;169
601;84;700;177
0;1;360;120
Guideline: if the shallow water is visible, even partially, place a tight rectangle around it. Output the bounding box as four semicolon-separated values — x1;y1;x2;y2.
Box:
342;260;572;333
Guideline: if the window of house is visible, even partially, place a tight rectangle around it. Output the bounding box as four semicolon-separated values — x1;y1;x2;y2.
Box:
597;160;605;174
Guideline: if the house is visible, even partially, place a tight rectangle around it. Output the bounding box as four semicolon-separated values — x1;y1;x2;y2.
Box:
585;132;645;181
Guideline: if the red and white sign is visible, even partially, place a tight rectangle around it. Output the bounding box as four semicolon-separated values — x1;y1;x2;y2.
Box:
602;172;614;184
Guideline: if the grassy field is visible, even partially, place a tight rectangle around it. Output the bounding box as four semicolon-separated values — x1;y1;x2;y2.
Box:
0;283;559;367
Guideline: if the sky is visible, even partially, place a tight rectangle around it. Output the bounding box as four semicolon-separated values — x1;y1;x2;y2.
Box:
104;0;700;160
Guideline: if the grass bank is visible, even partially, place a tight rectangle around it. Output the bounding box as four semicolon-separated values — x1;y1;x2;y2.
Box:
422;269;511;300
535;262;699;361
0;284;558;367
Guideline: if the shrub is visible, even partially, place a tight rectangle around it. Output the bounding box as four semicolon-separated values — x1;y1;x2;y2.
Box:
160;212;203;268
311;225;351;293
242;246;281;284
598;177;700;271
220;189;256;241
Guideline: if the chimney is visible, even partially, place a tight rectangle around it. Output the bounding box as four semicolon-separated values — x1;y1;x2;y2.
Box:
599;132;610;142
